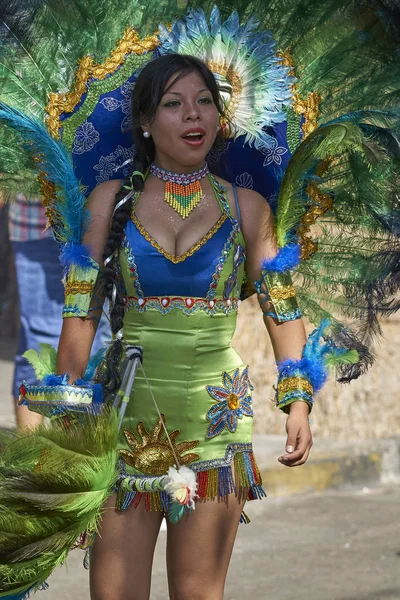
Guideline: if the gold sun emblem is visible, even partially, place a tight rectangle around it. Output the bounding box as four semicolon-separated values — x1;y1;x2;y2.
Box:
119;414;200;476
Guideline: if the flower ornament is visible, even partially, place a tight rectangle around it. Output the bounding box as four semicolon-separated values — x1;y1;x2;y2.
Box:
158;6;293;150
206;367;253;438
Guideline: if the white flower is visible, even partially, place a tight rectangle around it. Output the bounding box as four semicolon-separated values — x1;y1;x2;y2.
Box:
261;138;288;167
72;121;100;155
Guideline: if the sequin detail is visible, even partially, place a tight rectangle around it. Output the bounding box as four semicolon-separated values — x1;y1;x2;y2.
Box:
125;296;239;315
121;235;144;298
223;244;246;299
206;367;253;438
115;446;265;512
207;222;240;300
119;415;200;476
130;212;227;264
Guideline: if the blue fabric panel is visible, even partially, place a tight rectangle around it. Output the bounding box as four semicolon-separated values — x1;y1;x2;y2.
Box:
213;122;291;214
124;217;233;298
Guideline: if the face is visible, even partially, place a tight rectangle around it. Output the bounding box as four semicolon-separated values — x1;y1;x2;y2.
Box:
144;70;220;172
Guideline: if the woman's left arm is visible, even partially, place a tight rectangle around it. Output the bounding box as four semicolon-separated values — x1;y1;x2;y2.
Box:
238;187;313;467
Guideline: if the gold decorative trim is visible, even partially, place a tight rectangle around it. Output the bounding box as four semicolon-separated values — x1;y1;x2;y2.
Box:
277;50;321;140
278;377;313;398
45;28;160;139
131;212;228;264
278;49;330;260
268;285;297;303
65;281;95;295
37;170;57;230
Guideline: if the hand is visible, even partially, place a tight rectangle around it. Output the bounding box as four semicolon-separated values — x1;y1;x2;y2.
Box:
278;401;313;467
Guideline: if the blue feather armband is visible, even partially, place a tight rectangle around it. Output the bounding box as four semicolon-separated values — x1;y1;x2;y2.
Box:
275;319;359;413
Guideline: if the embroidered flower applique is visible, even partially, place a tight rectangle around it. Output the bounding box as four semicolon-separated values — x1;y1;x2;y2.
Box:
206;367;253;439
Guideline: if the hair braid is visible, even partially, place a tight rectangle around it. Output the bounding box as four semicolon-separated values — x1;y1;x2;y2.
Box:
101;138;151;390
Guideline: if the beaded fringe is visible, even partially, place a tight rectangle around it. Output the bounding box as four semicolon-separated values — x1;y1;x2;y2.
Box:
115;451;266;514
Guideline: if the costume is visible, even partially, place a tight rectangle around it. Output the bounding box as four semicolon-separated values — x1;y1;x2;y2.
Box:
0;1;399;597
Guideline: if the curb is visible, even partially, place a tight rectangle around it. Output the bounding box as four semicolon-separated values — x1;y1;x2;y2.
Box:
253;435;400;497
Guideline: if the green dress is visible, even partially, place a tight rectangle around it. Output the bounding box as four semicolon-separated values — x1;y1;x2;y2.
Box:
116;176;264;512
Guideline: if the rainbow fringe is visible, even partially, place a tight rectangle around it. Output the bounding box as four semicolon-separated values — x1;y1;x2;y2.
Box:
116;451;265;513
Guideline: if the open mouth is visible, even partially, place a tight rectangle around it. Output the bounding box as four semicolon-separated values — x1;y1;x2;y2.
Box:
181;128;206;145
182;132;205;141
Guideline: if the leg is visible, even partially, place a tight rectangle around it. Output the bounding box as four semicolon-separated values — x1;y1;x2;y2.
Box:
166;491;247;600
90;495;164;600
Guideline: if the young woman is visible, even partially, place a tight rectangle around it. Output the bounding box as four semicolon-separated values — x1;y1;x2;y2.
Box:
57;54;312;600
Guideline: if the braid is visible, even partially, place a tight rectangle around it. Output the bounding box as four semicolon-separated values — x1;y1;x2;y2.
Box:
101;138;151;390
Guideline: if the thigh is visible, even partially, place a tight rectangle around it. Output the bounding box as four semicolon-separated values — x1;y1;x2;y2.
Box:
166;491;247;600
90;495;164;600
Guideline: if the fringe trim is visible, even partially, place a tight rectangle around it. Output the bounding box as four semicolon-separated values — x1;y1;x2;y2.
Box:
115;451;266;513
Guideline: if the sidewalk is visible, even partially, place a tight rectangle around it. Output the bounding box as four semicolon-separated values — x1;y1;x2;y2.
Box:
1;338;399;496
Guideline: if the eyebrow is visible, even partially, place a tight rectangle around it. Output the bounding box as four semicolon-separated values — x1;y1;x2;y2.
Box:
163;88;210;96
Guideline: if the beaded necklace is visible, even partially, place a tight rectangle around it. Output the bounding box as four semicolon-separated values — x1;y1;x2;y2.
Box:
150;163;209;219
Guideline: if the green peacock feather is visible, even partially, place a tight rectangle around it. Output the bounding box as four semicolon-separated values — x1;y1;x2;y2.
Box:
0;411;119;599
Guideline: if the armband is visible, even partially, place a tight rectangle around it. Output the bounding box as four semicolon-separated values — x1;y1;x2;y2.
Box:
275;319;359;413
254;271;301;322
254;244;302;322
18;379;104;419
63;257;100;318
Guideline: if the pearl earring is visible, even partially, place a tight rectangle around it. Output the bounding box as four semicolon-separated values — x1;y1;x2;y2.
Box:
143;131;151;138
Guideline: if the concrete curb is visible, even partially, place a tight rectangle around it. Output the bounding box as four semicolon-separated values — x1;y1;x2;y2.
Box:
253;434;400;497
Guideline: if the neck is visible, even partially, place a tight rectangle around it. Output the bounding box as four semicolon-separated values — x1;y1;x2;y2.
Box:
153;154;206;174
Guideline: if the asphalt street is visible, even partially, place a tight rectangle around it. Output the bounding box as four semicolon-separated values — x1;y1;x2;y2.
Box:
44;484;400;600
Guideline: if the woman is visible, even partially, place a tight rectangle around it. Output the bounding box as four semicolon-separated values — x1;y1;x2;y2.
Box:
58;53;312;600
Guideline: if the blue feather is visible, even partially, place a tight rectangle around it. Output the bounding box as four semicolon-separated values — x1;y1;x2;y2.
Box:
59;243;94;269
261;244;301;273
0;103;89;267
277;320;356;394
83;346;108;381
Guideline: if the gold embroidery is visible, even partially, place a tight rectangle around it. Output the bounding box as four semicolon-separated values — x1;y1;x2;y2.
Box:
45;29;160;139
277;50;321;139
278;377;314;400
119;415;200;476
131;212;227;264
65;281;95;295
278;50;330;260
268;285;297;303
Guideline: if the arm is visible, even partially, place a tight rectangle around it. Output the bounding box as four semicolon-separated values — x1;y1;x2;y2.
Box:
56;179;122;381
239;188;313;467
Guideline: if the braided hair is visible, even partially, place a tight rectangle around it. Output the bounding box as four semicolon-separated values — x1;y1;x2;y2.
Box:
101;54;228;389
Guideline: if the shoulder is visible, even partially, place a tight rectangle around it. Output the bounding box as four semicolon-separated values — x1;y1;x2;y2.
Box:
85;179;123;219
235;187;275;248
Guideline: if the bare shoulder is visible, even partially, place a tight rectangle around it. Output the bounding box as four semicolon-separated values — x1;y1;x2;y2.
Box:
85;179;123;219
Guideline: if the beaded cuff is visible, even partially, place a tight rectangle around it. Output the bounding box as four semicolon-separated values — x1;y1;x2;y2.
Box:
276;374;313;413
18;380;103;419
63;257;100;318
254;271;301;322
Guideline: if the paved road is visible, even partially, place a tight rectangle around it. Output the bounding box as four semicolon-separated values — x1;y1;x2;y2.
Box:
43;484;400;600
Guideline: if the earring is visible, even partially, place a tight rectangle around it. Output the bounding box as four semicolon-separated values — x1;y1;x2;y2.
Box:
143;131;151;138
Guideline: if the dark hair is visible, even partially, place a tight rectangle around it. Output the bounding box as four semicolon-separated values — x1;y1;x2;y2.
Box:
102;54;226;389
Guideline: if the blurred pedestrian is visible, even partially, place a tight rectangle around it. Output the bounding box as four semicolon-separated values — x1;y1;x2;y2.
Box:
8;193;110;429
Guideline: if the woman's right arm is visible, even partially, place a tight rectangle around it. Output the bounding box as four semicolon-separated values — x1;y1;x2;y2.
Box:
56;179;122;381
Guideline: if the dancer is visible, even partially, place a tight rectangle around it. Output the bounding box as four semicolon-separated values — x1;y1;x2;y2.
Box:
0;2;399;599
